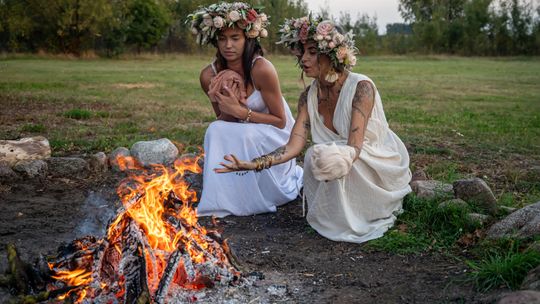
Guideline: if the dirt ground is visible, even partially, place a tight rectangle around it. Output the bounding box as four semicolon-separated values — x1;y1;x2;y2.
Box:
0;173;504;303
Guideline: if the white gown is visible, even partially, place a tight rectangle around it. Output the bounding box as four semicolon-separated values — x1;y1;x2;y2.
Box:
197;57;303;217
304;72;412;243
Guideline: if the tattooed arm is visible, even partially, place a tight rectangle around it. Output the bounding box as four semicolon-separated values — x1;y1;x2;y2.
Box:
347;80;375;160
215;86;311;173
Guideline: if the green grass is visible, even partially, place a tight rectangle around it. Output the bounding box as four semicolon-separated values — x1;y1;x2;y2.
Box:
63;108;92;119
467;239;540;291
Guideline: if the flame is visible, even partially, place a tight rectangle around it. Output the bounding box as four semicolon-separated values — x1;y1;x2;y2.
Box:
47;152;238;302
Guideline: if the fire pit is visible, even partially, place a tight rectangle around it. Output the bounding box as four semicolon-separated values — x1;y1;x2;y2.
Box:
2;155;241;303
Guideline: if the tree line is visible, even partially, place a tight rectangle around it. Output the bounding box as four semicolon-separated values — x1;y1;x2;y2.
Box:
0;0;539;56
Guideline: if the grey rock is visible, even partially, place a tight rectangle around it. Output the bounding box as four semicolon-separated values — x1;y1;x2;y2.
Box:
411;169;428;182
46;157;88;178
88;152;108;173
131;138;178;167
109;147;133;172
453;178;498;214
439;198;469;210
12;159;48;179
267;284;287;297
522;266;540;291
487;201;540;239
466;213;490;225
410;180;453;199
497;290;540;304
0;160;19;181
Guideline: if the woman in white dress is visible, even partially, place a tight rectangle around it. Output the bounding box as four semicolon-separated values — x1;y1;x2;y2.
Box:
216;16;412;243
189;2;303;217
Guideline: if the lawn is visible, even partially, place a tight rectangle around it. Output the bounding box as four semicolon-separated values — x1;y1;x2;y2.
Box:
1;54;539;204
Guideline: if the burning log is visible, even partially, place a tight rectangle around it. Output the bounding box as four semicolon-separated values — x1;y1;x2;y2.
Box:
121;221;151;304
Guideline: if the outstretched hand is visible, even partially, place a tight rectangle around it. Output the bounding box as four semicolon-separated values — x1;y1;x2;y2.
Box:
214;154;256;173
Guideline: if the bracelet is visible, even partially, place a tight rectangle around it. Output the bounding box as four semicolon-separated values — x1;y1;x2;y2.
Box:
251;154;273;172
244;108;252;123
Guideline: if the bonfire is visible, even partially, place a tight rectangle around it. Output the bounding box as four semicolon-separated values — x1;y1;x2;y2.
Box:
1;155;241;303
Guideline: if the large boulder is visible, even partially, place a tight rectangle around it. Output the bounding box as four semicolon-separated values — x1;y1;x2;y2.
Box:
12;159;48;179
410;180;453;199
487;201;540;239
0;136;51;166
47;157;88;178
130;138;178;167
497;290;540;304
453;178;498;214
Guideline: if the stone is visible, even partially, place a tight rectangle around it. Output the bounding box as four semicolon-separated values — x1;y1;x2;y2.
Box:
438;198;468;210
0;161;19;182
131;138;178;167
12;159;48;179
0;136;51;166
466;213;490;225
47;157;88;178
411;169;428;182
108;147;134;172
487;201;540;239
497;290;540;304
453;178;498;214
522;266;540;291
410;180;453;199
88;152;108;173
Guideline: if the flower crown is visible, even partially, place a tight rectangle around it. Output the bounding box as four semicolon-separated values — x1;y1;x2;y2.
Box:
188;2;270;46
277;15;358;69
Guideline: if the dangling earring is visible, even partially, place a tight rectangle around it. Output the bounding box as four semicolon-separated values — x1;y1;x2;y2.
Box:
325;66;339;83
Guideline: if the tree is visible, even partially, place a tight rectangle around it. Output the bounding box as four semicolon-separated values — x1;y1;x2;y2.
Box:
126;0;170;53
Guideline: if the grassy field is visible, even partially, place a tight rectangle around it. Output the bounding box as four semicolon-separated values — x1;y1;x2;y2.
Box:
1;54;539;203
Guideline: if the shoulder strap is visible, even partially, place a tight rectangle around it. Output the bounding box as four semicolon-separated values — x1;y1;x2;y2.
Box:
210;59;218;75
250;56;264;89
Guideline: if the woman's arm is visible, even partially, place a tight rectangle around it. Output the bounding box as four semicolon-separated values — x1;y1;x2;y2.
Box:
214;59;287;129
347;80;375;159
215;87;311;173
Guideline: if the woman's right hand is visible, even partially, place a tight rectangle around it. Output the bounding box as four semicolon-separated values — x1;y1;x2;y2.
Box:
214;154;256;173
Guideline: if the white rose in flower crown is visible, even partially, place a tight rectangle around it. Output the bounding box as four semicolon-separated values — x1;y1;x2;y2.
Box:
259;13;268;22
333;33;345;45
320;40;328;49
213;16;225;29
247;28;259;39
252;19;262;31
203;17;213;27
260;28;268;38
229;10;241;22
315;34;324;41
349;55;357;66
325;35;332;41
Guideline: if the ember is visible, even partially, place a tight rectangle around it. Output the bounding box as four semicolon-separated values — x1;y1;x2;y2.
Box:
2;154;241;303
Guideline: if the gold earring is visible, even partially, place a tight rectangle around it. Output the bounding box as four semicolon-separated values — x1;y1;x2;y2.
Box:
325;67;339;83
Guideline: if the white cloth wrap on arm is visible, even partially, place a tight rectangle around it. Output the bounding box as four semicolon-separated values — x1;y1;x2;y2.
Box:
310;142;356;181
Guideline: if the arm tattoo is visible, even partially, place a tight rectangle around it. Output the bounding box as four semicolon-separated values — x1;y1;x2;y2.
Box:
351;81;374;121
297;85;310;111
303;119;310;131
266;146;286;161
351;127;359;133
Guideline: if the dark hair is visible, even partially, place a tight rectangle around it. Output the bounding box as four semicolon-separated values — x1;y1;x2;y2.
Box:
213;38;264;87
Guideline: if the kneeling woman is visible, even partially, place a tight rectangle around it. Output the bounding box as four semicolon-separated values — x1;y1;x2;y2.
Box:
216;16;412;243
189;2;303;217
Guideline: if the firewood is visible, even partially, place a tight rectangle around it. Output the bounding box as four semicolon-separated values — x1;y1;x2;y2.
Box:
121;222;150;304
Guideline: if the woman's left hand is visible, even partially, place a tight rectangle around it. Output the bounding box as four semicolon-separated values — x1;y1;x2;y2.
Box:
214;154;256;173
214;85;245;119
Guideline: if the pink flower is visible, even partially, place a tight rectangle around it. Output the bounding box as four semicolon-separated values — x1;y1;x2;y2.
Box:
316;21;334;37
259;28;268;38
213;16;224;29
336;46;348;62
299;23;309;43
228;10;241;22
247;28;259;39
237;19;248;29
328;42;336;49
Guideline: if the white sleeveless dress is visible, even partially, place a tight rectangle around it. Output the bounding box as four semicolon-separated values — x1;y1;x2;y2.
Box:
304;72;412;243
197;57;303;217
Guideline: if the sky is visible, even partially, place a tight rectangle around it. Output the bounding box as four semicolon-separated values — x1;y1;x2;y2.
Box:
302;0;404;34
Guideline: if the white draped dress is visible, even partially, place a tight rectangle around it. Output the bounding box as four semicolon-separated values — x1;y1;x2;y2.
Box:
197;57;303;217
304;72;412;243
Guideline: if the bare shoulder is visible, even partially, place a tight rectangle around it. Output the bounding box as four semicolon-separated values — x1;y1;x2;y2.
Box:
251;58;278;87
353;80;375;103
199;64;214;92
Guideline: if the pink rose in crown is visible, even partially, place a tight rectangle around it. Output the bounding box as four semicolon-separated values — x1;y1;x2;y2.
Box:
316;21;334;37
246;9;258;22
237;19;248;29
299;23;309;43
